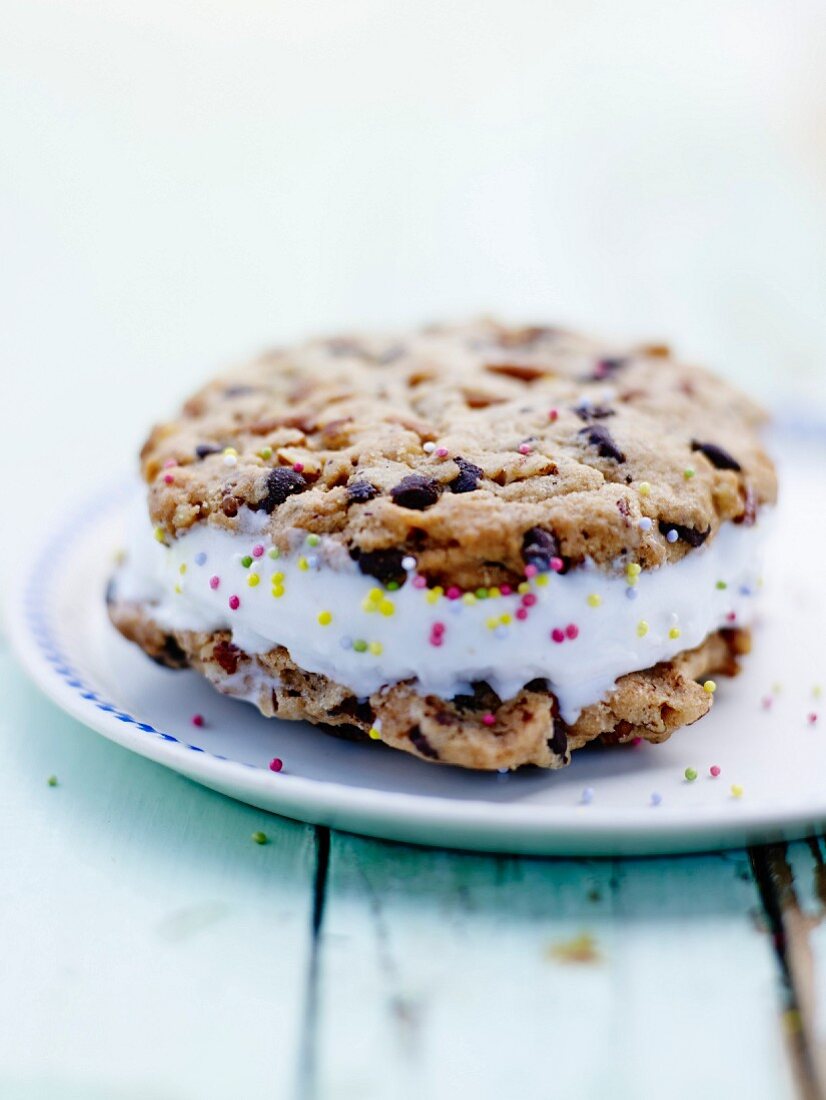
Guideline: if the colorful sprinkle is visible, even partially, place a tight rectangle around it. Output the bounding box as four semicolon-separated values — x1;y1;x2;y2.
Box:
269;757;283;772
247;573;260;587
650;792;662;806
306;533;320;548
252;544;265;558
268;547;281;560
551;628;565;644
241;555;253;568
669;627;681;640
587;593;602;608
435;446;449;458
293;462;304;473
524;564;539;578
271;584;284;598
317;610;333;626
422;442;436;453
258;446;273;460
716;580;727;590
368;726;382;740
683;467;695;480
808;712;819;725
368;641;383;656
251;831;268;845
684;767;698;782
482;712;495;726
401;556;417;571
710;765;721;778
703;680;717;695
191;714;205;727
194;552;207;566
548;408;559;422
638;517;653;532
638;482;651;497
565;623;579;640
47;775;58;787
209;575;220;590
666;529;679;544
518;442;533;455
163;473;174;484
731;784;744;799
154;526;167;544
228;595;240;610
580;787;594;805
353;639;368;653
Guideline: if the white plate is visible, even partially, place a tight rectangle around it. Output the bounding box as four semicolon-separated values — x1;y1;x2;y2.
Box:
7;428;826;855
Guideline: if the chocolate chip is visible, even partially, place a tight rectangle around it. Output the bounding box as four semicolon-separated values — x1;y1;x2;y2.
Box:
347;480;379;504
329;697;375;726
690;440;742;472
389;474;441;510
195;443;223;459
573;403;616;422
548;715;569;757
578;424;626;462
584;357;626;381
352;547;408;587
221;495;239;518
150;634;188;669
213;639;241;675
658;521;711;547
253;467;307;513
522;527;566;572
449;456;484;494
408;726;439;759
616;497;631;519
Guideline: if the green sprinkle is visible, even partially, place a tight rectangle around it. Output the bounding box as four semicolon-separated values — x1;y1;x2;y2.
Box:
47;775;58;787
353;639;368;653
241;555;253;568
683;467;695;480
684;767;698;782
251;831;268;845
386;581;399;591
715;580;727;590
258;446;273;460
306;533;320;547
268;547;280;560
475;588;489;600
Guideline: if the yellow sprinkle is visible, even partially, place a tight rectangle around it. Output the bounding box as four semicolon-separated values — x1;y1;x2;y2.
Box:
154;526;167;544
223;446;237;457
587;593;602;608
814;685;823;699
272;571;284;584
669;627;681;640
379;599;395;617
462;593;477;606
488;587;501;599
271;585;284;598
486;616;499;630
703;679;717;694
361;597;376;613
368;726;382;740
638;481;651;497
626;575;638;588
368;641;383;656
626;563;641;578
517;582;530;595
368;587;383;602
731;784;743;799
247;573;260;587
535;574;549;587
317;610;332;626
499;613;512;626
298;556;309;572
179;563;187;575
637;621;649;637
258;446;273;460
426;590;441;605
174;582;182;595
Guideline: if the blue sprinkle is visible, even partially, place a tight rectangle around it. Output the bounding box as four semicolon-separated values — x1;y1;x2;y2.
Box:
307;555;320;571
493;626;509;640
739;584;752;597
638;517;653;532
447;602;462;616
625;587;638;600
666;529;679;544
340;636;352;650
650;792;662;806
194;551;207;566
580;787;594;805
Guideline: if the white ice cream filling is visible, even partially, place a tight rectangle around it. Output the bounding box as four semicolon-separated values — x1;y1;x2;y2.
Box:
113;497;766;723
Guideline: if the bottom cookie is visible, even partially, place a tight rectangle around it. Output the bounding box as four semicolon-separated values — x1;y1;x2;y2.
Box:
108;592;749;771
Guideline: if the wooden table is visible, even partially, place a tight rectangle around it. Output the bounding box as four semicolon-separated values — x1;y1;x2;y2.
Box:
2;636;823;1100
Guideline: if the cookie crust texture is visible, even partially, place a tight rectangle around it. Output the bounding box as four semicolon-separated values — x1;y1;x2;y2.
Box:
142;319;776;591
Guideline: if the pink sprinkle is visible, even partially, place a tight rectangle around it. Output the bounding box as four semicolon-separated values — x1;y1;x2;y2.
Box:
163;458;176;468
550;557;564;573
518;443;532;455
269;757;283;773
209;575;220;590
726;611;737;623
710;765;721;777
163;473;174;484
499;584;512;597
435;447;449;458
446;586;462;601
429;622;446;647
515;607;528;621
631;737;643;747
293;462;304;473
524;564;538;578
808;712;819;725
522;593;538;608
252;544;264;558
482;712;495;726
761;696;773;710
431;621;445;636
229;595;240;610
565;623;579;640
412;575;427;589
548;408;559;422
551;628;565;644
191;714;205;728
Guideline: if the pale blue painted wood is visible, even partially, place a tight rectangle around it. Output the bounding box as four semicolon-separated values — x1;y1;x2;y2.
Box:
0;647;315;1100
313;836;794;1100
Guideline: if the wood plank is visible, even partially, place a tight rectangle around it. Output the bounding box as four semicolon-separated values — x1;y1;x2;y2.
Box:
312;834;795;1100
0;649;316;1100
752;840;826;1100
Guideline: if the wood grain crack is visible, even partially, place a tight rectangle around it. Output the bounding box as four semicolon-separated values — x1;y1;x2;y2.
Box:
295;825;330;1100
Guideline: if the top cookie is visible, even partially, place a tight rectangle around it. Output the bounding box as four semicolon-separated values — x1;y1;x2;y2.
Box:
141;319;777;590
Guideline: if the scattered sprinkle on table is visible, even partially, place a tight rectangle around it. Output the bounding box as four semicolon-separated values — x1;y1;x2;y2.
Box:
731;784;744;799
269;757;283;772
251;831;269;845
191;714;205;727
580;787;594;805
684;767;698;782
709;765;721;778
650;792;662;806
47;775;58;787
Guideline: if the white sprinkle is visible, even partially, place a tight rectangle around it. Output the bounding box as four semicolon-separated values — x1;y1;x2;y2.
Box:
223;454;238;467
666;528;678;543
638;517;653;532
423;442;436;453
401;556;417;571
